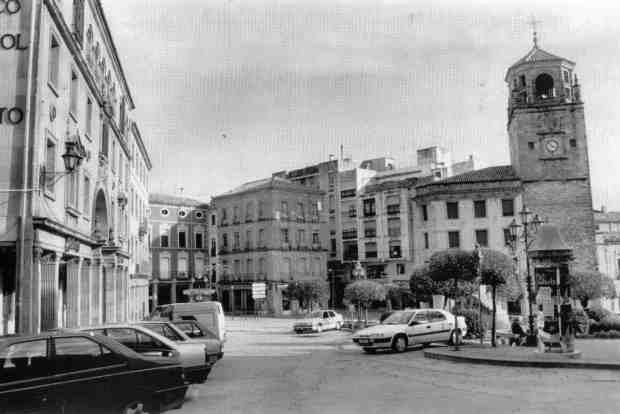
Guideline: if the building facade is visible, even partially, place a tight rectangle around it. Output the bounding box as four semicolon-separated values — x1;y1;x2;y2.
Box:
211;177;328;314
594;209;620;312
0;0;150;334
148;193;212;311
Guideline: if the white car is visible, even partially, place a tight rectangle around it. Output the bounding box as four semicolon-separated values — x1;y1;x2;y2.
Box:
352;309;467;353
81;324;211;384
293;310;344;333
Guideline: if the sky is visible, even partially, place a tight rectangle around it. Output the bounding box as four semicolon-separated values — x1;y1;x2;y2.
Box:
103;0;620;209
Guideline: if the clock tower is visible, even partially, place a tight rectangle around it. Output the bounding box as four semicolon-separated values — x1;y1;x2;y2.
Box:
505;39;597;272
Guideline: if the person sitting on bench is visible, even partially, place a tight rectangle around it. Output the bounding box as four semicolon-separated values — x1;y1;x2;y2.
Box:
509;317;527;346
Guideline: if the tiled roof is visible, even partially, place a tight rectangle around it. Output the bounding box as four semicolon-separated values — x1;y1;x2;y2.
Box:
416;165;519;188
215;176;318;198
509;46;572;69
149;192;208;207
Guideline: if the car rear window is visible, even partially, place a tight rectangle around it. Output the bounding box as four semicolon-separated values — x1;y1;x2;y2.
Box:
174;322;217;340
140;324;184;341
107;328;139;348
0;340;49;383
53;337;123;373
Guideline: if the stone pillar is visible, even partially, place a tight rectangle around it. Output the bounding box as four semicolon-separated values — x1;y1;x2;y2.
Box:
116;266;123;322
229;288;235;313
151;280;158;311
80;260;90;327
66;258;82;328
103;261;116;323
91;259;102;325
32;248;43;334
170;281;177;304
40;253;59;331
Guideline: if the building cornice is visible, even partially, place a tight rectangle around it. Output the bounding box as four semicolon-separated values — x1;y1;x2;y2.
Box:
33;216;96;246
131;121;152;169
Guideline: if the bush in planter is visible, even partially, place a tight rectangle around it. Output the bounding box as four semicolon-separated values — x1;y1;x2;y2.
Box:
594;330;620;339
572;307;589;335
594;315;620;332
585;304;612;322
453;308;491;339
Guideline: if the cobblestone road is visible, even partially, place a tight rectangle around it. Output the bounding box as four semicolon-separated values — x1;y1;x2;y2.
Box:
178;318;620;414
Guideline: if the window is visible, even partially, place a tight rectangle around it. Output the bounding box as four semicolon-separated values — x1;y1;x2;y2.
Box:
343;241;358;260
160;208;169;216
429;311;446;322
220;208;227;224
474;200;486;218
178;257;188;277
258;201;265;219
363;198;376;217
281;228;289;244
424;232;429;249
388;218;401;238
195;232;203;249
312;231;320;245
66;171;78;209
280;201;288;219
211;214;216;225
297;202;305;221
178;209;187;218
348;204;357;218
0;340;49;382
195;256;204;276
365;242;377;258
70;71;78;116
396;264;405;274
386;195;400;215
421;205;428;221
72;0;85;45
342;229;357;240
210;239;216;256
570;138;577;148
245;202;254;221
328;173;336;187
364;220;376;238
328;195;335;213
475;229;488;247
49;34;60;89
297;229;305;246
341;189;355;198
160;228;169;248
54;337;120;373
258;257;266;274
528;141;535;150
502;199;515;216
258;229;265;247
45;138;56;195
389;242;401;258
330;238;337;254
101;123;109;157
222;233;228;250
503;228;512;246
446;202;459;219
448;231;460;248
233;206;239;222
563;70;569;83
178;230;186;248
233;232;240;249
82;176;90;213
159;257;170;279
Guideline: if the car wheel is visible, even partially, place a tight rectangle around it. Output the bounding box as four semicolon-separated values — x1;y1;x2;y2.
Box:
363;348;376;354
316;324;323;333
392;335;407;353
122;401;149;414
449;329;462;346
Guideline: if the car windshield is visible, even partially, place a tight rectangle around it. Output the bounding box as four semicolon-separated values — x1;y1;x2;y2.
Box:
382;311;415;325
309;311;323;318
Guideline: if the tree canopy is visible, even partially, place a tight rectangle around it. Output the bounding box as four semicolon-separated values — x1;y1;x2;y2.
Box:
284;280;329;309
479;248;521;300
428;249;478;298
343;280;386;307
569;270;616;306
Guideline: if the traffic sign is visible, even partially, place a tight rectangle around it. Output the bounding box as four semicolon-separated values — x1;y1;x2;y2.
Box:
252;282;266;299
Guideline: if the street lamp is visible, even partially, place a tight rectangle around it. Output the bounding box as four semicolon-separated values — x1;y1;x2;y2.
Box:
507;206;544;346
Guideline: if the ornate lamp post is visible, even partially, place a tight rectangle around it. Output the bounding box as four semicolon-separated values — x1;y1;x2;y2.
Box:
507;206;544;346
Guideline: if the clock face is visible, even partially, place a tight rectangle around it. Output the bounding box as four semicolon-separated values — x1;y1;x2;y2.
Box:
545;139;560;153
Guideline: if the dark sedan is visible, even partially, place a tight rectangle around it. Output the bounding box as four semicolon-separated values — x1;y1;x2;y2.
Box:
0;332;188;414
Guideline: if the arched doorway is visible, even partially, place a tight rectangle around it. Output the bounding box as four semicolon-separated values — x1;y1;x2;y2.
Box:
93;190;108;242
535;73;554;99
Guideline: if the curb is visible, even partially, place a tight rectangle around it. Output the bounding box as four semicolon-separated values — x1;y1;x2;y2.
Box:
423;349;620;370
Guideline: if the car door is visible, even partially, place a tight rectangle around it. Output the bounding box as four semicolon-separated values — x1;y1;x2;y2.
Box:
0;338;58;414
428;311;450;342
49;336;128;414
406;311;433;344
322;312;333;329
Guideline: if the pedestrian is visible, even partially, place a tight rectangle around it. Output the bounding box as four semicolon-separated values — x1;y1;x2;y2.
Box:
536;309;551;352
510;317;527;346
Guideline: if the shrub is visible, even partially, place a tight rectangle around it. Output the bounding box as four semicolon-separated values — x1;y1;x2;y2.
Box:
453;307;491;339
572;307;589;334
593;330;620;339
595;315;620;332
585;304;612;322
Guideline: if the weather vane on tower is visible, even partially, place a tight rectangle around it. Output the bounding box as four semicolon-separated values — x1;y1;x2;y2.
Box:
528;15;542;47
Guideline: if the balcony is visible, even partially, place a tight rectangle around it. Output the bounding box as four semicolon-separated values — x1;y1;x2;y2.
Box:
387;205;401;215
364;230;376;238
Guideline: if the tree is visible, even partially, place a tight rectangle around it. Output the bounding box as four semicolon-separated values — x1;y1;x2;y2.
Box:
428;249;478;347
479;249;514;347
409;265;436;306
343;280;386;324
284;280;329;311
383;283;401;311
569;270;616;308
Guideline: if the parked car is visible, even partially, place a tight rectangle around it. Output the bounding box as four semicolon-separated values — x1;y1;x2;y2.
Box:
135;321;222;367
149;302;226;342
293;310;344;333
0;331;188;414
170;320;224;357
80;324;211;384
352;308;467;353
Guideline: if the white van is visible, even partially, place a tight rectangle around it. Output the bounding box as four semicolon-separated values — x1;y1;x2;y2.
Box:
150;302;226;342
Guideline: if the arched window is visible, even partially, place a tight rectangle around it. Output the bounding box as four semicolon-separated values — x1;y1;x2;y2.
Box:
535;73;554;99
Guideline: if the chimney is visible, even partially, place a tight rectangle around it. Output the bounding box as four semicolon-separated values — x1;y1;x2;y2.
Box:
329;154;336;161
601;205;607;213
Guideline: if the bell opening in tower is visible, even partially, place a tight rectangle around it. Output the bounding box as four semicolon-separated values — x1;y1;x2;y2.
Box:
535;73;555;99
